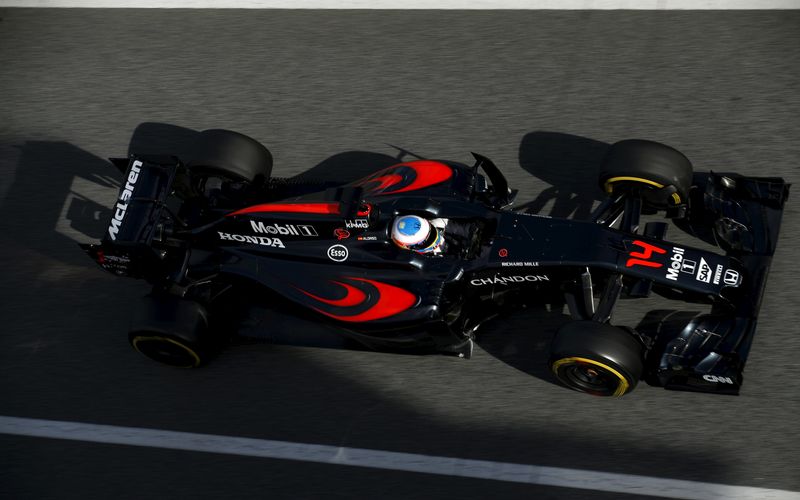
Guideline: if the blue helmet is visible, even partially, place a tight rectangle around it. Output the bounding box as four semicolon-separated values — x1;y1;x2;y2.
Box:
391;215;442;254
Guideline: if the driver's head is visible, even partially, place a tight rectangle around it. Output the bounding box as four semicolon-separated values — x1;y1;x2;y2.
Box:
391;215;442;254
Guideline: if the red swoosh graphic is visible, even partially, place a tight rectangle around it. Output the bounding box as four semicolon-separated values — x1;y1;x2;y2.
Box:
227;202;341;217
363;173;403;192
297;278;417;323
297;280;366;307
360;160;452;195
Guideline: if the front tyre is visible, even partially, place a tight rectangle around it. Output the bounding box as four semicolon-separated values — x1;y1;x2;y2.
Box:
549;321;644;397
128;295;216;368
599;139;693;209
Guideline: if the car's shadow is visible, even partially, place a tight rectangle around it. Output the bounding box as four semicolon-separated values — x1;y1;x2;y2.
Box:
3;122;697;390
473;304;567;388
515;130;609;219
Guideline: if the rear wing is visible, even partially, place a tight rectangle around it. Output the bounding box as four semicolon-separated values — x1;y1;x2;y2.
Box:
104;155;179;244
81;155;180;278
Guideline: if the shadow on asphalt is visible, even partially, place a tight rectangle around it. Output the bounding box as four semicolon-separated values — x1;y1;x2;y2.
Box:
0;140;120;266
474;304;567;389
516;131;608;219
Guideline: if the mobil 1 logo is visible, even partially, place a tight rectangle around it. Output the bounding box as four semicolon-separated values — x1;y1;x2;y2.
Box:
665;247;686;281
251;221;318;237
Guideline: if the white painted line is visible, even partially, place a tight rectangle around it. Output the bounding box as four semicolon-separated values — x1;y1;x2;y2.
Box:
0;0;799;8
1;415;798;500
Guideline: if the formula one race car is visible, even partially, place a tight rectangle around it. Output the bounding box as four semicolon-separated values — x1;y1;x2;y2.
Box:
83;129;789;396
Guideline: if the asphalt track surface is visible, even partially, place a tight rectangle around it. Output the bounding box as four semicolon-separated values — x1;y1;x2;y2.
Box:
1;8;799;500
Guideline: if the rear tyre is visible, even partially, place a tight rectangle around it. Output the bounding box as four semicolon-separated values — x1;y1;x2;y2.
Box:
549;321;644;397
186;129;273;183
128;295;216;368
599;139;693;209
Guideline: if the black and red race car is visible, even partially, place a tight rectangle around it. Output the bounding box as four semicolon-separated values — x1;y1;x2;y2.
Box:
83;129;789;397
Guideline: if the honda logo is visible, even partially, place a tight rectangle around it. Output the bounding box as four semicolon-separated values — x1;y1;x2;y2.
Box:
723;269;740;286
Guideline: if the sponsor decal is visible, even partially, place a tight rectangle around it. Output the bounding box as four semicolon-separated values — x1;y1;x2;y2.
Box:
345;219;369;229
357;235;377;241
334;228;350;240
297;225;317;236
103;254;130;264
626;240;666;269
500;261;539;267
95;249;132;274
702;374;734;384
665;247;686;281
498;248;508;258
681;259;696;274
250;221;317;237
327;244;349;262
713;264;723;285
723;269;741;286
218;232;285;248
107;160;142;240
696;258;712;283
470;275;549;286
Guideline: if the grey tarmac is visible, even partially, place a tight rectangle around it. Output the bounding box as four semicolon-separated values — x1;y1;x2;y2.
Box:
0;8;798;500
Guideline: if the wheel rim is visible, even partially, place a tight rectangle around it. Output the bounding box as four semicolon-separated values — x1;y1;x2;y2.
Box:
552;357;629;397
131;335;201;368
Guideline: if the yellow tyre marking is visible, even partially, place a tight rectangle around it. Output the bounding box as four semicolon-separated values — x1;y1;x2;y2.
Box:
551;356;630;397
131;335;201;368
604;176;665;194
604;176;682;205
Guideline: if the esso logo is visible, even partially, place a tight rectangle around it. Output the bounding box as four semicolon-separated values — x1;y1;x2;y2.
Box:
327;244;349;262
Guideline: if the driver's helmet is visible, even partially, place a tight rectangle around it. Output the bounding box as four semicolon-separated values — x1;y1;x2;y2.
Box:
391;215;443;254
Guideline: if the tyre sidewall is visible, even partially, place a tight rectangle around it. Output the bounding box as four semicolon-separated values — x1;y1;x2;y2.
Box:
128;295;213;368
549;321;645;396
599;139;693;207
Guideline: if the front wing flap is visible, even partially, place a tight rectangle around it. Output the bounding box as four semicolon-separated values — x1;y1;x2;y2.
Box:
656;173;790;394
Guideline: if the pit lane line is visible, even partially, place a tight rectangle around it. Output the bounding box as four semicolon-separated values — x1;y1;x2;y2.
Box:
2;416;798;500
